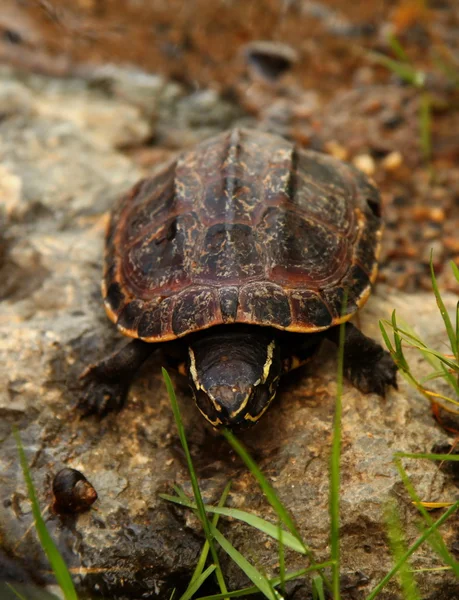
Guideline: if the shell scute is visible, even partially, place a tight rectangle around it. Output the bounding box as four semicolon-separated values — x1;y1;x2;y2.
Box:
199;223;263;283
261;207;349;286
289;291;333;330
125;213;197;297
136;298;173;340
172;288;221;336
219;286;239;323
238;282;292;328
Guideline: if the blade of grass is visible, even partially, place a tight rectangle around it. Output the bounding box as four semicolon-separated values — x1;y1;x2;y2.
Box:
312;576;326;600
277;522;286;598
368;52;424;86
365;502;459;600
414;502;455;509
195;561;335;600
160;494;308;554
221;430;302;544
180;565;216;600
451;261;459;283
5;583;28;600
392;310;406;363
381;315;458;373
209;523;279;600
162;369;228;598
329;307;346;600
380;320;458;373
387;33;410;62
13;429;78;600
379;320;396;355
430;253;458;361
188;482;232;587
384;314;457;375
395;452;459;461
384;499;420;600
439;362;459;398
394;459;459;577
221;429;330;588
412;566;453;573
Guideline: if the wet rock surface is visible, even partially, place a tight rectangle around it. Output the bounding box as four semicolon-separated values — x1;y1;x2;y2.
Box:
0;66;458;599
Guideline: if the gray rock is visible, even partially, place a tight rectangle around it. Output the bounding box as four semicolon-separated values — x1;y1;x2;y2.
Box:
0;66;457;599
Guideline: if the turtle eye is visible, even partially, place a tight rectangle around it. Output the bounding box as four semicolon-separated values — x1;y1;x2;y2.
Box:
194;390;221;426
246;386;269;419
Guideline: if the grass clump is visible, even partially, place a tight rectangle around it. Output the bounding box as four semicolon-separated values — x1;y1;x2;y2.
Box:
379;257;459;418
368;33;459;165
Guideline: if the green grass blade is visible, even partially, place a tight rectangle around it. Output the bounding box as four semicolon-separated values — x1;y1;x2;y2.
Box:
451;261;459;283
312;576;326;600
379;320;396;355
209;523;279;600
180;565;216;600
368;52;425;87
162;369;228;598
365;502;459;600
330;312;345;600
395;452;459;461
440;362;459;398
392;310;405;358
221;429;330;587
195;562;335;600
430;253;458;361
456;299;459;358
277;522;286;598
189;482;232;587
420;369;452;384
160;494;308;554
387;33;410;62
384;499;420;600
13;429;78;600
221;430;302;543
394;459;459;577
5;583;28;600
381;318;458;373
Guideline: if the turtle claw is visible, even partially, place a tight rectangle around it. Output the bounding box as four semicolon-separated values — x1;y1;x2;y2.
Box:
345;350;398;397
78;368;129;417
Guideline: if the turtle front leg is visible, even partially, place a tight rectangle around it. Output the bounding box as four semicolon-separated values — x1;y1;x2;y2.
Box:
79;339;154;416
326;323;398;396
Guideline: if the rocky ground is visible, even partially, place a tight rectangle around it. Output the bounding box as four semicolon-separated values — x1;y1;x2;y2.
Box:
0;1;458;599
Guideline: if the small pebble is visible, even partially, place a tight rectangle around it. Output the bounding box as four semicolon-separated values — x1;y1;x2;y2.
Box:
381;151;403;171
325;140;349;161
353;154;375;176
244;40;298;82
430;207;445;223
412;207;445;223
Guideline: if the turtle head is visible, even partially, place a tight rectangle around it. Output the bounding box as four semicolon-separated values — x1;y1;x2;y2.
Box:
187;328;282;428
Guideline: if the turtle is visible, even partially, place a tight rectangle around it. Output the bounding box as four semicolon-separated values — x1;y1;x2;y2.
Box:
79;128;397;428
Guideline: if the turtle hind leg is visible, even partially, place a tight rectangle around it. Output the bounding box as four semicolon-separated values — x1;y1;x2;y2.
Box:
78;339;154;417
326;322;398;397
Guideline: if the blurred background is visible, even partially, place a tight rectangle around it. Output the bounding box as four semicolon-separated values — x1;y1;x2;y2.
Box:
1;0;458;293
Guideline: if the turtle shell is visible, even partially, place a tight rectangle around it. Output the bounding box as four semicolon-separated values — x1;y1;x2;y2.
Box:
103;129;382;342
